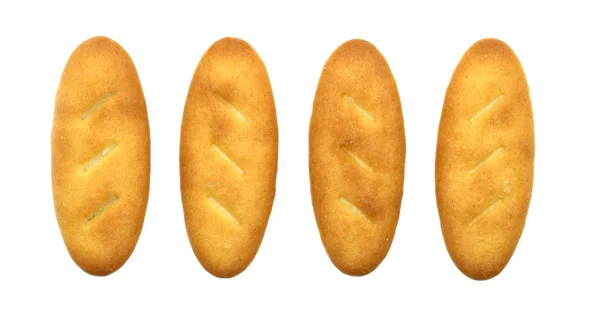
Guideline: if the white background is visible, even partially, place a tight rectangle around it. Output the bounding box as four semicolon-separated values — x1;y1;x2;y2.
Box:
1;1;598;323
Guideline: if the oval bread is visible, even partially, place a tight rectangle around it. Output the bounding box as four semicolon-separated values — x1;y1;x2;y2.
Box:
436;38;534;280
180;37;278;278
52;36;150;276
309;39;406;276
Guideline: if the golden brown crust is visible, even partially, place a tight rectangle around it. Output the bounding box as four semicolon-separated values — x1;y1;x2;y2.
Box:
52;36;150;276
309;39;405;276
436;38;534;280
180;37;278;278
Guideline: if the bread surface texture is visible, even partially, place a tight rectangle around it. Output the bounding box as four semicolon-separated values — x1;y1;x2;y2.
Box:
180;37;278;278
436;38;534;280
310;39;405;276
52;36;150;276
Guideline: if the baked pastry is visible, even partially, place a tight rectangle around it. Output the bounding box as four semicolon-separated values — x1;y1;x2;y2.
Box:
309;39;406;276
180;37;278;278
52;36;150;276
435;38;534;280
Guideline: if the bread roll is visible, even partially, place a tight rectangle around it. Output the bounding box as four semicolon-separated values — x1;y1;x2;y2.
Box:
180;37;278;278
436;38;534;280
310;39;406;276
52;36;150;276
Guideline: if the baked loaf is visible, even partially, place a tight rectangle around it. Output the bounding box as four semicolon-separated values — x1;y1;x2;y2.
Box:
436;38;534;280
180;37;278;278
310;39;406;276
52;36;150;276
